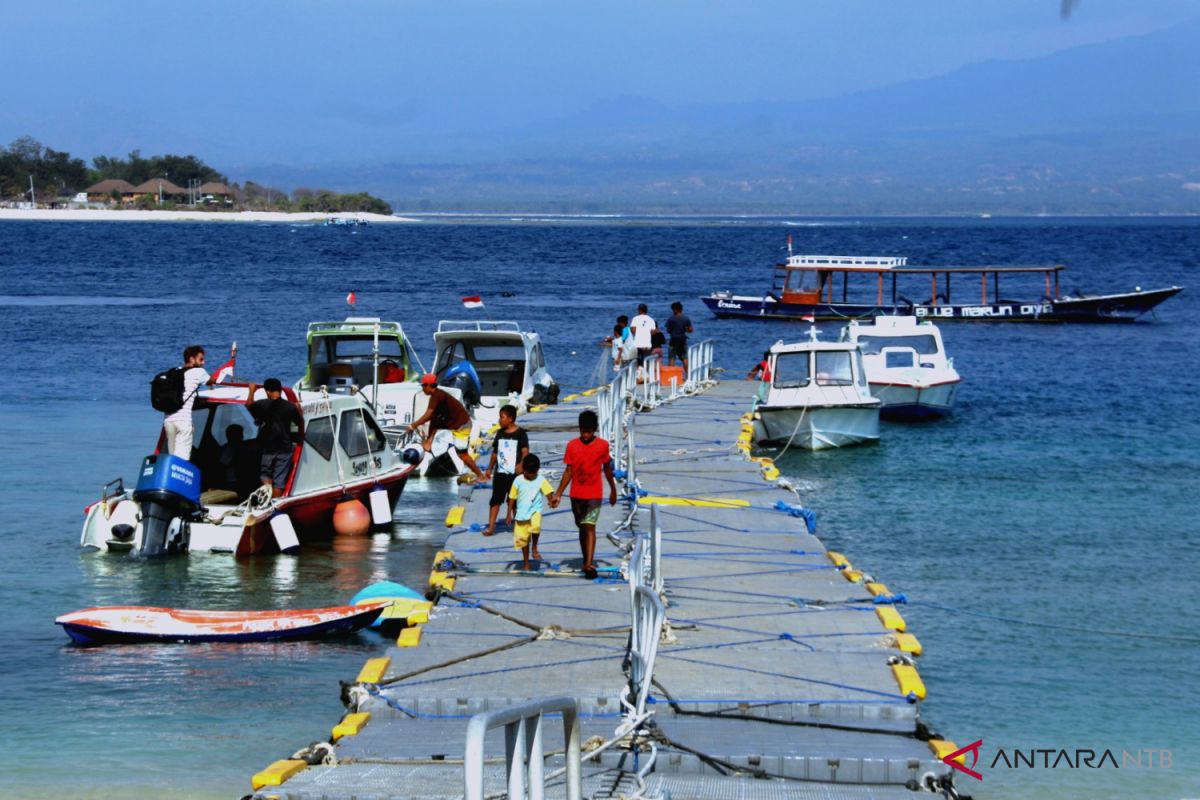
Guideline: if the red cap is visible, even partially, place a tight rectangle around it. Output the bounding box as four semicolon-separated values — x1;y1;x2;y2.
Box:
420;373;438;386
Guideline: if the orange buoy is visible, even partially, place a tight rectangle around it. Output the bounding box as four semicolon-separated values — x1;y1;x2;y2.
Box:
333;497;371;536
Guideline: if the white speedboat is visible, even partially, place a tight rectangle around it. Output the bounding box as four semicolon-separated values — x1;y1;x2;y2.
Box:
753;328;880;451
80;385;419;557
431;320;559;428
844;316;961;420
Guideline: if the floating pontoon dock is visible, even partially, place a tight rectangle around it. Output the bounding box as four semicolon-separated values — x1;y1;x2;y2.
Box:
250;347;966;799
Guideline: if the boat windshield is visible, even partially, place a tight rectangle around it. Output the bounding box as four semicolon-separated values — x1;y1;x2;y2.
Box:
815;352;854;386
855;334;938;355
772;352;810;388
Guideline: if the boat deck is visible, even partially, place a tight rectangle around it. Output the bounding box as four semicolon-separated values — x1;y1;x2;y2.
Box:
249;380;963;799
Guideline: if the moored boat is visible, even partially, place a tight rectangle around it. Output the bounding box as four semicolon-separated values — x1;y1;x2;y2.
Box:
844;316;961;420
80;384;418;557
703;239;1182;323
753;328;881;450
55;601;389;645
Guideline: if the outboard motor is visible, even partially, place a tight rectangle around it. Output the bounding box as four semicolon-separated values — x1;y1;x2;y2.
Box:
440;362;482;407
132;453;201;556
532;380;560;406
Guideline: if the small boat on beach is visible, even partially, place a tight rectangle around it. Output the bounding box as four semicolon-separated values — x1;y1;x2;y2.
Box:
844;316;961;420
80;385;417;557
703;240;1182;323
753;328;880;450
55;601;389;645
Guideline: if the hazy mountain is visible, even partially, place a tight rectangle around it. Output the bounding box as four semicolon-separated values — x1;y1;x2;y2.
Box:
246;19;1200;214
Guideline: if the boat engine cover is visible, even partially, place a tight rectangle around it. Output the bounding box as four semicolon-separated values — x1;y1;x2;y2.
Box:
440;362;482;407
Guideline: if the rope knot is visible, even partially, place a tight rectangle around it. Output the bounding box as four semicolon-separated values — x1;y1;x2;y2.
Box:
536;625;571;641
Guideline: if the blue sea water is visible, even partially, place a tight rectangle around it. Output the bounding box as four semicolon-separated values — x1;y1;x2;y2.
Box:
0;217;1196;799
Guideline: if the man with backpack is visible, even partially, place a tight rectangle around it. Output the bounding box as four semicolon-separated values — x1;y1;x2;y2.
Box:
161;345;216;459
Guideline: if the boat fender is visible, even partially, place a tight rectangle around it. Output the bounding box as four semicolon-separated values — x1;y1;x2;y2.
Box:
400;447;423;466
333;498;371;536
368;486;392;526
270;513;301;553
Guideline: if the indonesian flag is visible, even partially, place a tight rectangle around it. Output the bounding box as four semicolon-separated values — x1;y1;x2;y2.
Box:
462;295;484;309
214;343;237;383
346;290;357;307
801;314;815;323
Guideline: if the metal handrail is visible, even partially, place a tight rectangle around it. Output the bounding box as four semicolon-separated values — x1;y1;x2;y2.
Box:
649;504;663;596
464;696;582;800
629;585;665;718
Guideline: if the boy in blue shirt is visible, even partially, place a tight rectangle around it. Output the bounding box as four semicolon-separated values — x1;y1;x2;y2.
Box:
507;454;558;571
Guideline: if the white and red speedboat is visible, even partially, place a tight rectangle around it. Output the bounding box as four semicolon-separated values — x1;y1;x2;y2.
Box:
80;384;420;557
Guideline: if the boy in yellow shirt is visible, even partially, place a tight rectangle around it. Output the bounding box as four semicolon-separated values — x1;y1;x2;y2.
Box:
507;454;558;571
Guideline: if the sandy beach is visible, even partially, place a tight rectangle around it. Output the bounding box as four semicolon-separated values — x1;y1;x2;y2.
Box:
0;208;416;224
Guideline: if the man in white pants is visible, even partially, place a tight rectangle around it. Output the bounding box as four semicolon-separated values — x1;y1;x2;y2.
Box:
163;345;214;458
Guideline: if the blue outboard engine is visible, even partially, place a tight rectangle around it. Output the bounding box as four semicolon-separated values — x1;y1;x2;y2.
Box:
132;453;202;556
440;362;482;407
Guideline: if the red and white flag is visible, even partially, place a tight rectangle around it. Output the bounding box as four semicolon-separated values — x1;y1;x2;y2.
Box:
801;314;815;323
462;295;484;309
346;290;357;307
214;343;237;383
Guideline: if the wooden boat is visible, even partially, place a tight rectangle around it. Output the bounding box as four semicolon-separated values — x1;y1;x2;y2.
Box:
702;240;1182;323
55;601;389;645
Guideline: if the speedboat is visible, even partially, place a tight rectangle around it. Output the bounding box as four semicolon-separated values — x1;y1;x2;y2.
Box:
703;237;1182;323
293;317;475;477
430;320;559;428
753;328;880;451
80;384;419;557
844;316;961;420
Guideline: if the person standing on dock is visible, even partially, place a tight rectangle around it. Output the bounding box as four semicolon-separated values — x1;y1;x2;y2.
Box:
507;453;557;570
553;409;617;580
482;404;529;537
630;304;657;366
407;373;486;482
664;301;693;372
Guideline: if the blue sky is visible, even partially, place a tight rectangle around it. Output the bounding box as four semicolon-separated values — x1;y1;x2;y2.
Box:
3;0;1196;169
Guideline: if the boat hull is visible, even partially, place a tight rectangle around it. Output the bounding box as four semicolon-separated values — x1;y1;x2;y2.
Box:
870;381;959;420
755;405;880;450
55;603;388;645
702;286;1182;323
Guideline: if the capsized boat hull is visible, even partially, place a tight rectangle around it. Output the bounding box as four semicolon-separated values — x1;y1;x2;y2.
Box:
702;286;1182;323
870;380;959;420
755;404;880;451
55;602;388;645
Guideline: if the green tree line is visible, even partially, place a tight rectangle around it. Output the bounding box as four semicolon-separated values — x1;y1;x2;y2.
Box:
0;135;392;214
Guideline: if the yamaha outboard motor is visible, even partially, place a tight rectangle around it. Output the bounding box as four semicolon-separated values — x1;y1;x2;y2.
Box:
132;453;201;556
440;361;482;407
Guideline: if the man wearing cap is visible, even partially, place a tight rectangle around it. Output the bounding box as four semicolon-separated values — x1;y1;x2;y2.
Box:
246;378;303;497
406;374;485;481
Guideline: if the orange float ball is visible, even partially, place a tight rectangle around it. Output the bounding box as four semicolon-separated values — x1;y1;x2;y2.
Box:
333;497;371;536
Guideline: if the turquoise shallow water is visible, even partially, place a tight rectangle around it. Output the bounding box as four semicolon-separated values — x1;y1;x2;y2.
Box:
0;217;1196;798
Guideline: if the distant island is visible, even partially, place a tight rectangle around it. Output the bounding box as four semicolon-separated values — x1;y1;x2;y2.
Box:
0;136;393;215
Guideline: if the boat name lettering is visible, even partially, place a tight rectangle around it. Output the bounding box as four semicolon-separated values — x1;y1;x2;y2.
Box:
302;402;325;416
717;300;743;309
351;458;382;477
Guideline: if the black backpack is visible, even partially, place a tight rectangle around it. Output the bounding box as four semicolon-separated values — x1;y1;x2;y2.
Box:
150;367;187;413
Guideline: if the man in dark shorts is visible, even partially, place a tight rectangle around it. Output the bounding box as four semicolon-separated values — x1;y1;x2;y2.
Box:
247;378;303;497
482;404;529;537
552;409;617;579
406;373;486;481
664;301;693;373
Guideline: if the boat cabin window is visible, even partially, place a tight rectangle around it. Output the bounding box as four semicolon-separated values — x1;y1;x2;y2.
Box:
772;352;811;388
305;416;335;460
330;336;406;360
884;350;916;369
785;269;822;293
531;343;545;371
339;410;386;458
815;352;854;386
309;336;409;388
855;334;938;356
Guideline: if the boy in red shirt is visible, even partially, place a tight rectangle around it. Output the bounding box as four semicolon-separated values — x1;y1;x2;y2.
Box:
552;409;618;580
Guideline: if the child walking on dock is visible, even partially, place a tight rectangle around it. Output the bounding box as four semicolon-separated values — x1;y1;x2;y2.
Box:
482;404;529;537
553;409;618;580
507;454;557;571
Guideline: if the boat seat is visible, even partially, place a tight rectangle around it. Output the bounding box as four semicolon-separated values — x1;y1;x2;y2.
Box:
200;488;239;506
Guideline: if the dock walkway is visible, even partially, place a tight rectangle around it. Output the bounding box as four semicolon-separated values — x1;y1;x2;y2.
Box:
251;363;964;799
